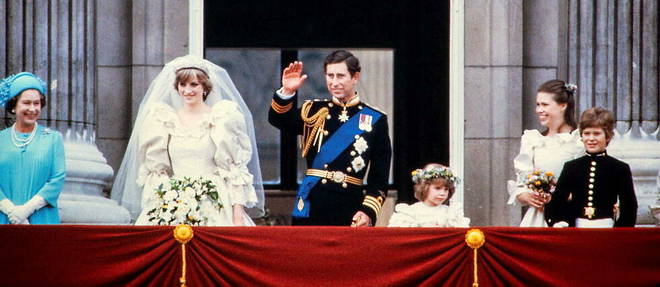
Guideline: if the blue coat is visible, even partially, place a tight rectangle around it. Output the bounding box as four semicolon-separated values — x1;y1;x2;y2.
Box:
0;125;66;224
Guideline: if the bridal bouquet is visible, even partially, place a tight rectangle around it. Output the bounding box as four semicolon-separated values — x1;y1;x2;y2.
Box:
525;169;556;195
147;177;221;226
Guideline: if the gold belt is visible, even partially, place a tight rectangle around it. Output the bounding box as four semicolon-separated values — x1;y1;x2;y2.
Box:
306;169;363;186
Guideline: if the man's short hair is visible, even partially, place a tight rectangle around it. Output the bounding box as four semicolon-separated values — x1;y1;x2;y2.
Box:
324;50;361;77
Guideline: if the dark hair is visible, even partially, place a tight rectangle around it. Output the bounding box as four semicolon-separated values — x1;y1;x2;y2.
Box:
174;68;213;101
6;89;47;115
324;50;361;77
579;107;615;144
413;163;456;206
537;79;577;132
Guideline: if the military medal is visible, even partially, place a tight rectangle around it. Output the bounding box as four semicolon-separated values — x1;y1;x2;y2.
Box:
338;109;349;122
297;197;305;211
359;114;373;132
584;206;595;219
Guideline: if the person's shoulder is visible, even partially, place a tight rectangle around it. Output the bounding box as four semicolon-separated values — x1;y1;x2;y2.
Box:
394;202;416;213
521;129;542;139
38;126;64;142
360;101;387;116
211;100;240;114
605;154;631;170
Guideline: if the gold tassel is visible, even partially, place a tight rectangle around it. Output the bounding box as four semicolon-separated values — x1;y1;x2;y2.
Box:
465;229;485;287
174;225;194;287
300;101;329;157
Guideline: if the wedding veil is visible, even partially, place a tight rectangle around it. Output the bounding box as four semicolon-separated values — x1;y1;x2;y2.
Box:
110;55;265;219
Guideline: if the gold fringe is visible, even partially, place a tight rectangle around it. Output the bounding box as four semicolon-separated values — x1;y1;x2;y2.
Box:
300;101;328;157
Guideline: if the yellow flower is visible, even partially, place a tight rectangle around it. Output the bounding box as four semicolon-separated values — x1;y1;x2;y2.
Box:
535;181;541;186
545;171;553;177
411;170;417;176
527;174;532;179
533;170;541;175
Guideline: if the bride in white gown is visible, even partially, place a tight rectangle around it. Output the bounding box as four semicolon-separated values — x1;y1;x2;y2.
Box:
507;80;583;227
111;55;264;226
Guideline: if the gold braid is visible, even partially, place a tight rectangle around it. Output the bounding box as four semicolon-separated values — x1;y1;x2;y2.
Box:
300;101;329;157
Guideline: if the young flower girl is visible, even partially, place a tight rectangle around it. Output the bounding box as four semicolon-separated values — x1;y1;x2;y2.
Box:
388;163;470;227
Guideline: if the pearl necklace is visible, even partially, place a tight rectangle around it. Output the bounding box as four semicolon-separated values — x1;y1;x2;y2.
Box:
11;124;38;148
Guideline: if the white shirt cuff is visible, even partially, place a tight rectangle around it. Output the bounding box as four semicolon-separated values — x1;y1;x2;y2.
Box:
275;88;295;100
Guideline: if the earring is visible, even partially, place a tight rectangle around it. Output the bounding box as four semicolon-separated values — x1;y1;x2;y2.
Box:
11;109;15;113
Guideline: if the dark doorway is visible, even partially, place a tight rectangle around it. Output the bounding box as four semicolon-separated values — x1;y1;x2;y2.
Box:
205;0;450;203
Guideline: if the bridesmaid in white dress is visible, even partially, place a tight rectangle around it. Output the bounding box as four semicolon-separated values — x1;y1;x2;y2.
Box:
507;80;583;227
111;55;265;226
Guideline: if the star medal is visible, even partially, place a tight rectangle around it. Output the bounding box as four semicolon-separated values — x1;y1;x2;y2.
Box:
584;206;595;219
338;110;349;122
358;114;373;132
297;197;305;211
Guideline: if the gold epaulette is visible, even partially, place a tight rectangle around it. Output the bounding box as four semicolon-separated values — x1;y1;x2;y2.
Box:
362;195;385;215
300;101;329;157
271;99;293;114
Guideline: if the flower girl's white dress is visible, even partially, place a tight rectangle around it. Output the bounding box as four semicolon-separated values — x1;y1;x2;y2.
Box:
388;201;470;227
135;101;257;226
507;129;583;227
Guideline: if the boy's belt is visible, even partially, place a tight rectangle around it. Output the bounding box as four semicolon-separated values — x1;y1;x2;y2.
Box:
305;169;363;186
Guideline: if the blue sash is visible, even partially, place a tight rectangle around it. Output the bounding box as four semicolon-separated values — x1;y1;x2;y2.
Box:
292;107;382;218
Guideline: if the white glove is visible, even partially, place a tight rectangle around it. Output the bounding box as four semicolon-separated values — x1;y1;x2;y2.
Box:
552;221;569;228
0;199;16;214
8;195;47;224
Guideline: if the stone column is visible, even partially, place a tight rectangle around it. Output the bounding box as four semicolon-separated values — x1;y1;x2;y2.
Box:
2;0;130;223
464;0;523;226
563;0;659;225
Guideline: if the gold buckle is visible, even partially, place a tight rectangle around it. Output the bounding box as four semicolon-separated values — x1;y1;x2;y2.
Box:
328;171;346;183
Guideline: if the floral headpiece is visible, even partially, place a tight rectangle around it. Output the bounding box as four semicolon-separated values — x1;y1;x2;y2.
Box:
564;83;578;94
0;72;47;108
411;165;461;185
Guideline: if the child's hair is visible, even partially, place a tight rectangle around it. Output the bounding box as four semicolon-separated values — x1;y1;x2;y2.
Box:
579;107;615;144
411;163;460;205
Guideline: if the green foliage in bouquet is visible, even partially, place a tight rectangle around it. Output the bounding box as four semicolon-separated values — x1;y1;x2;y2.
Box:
147;177;221;226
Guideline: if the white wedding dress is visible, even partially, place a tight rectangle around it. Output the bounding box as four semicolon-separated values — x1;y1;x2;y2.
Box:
134;101;257;226
507;129;583;227
388;202;470;227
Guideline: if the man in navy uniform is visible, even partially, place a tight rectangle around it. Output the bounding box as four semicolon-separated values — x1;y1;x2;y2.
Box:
269;50;392;226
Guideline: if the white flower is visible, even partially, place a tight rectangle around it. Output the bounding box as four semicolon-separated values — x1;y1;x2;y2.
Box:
163;190;178;202
161;211;173;223
351;156;366;172
353;137;368;154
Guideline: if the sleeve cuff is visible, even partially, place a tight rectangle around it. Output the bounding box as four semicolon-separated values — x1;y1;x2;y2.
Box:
275;88;296;99
360;195;385;225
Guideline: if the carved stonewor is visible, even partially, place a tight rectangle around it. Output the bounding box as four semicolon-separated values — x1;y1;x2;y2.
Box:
566;0;659;225
2;0;130;224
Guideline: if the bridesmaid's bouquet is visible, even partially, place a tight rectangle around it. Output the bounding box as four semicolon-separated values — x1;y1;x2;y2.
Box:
524;169;556;196
147;177;221;226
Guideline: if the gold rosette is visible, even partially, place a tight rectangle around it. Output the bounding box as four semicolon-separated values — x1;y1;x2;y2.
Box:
173;225;194;287
465;229;486;287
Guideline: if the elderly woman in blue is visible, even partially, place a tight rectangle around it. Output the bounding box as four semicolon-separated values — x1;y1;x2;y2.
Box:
0;72;65;224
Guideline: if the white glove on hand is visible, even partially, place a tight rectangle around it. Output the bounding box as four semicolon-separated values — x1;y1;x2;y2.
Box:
552;221;569;228
8;195;47;224
0;199;16;216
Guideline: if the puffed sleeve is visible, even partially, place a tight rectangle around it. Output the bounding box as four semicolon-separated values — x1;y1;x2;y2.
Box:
446;203;470;227
507;130;542;205
387;203;418;227
210;101;258;208
136;103;175;209
569;129;585;159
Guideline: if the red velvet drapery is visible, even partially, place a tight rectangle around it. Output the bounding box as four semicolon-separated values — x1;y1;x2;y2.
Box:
1;226;658;286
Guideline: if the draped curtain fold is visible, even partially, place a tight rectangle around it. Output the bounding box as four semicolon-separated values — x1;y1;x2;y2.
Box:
1;226;658;287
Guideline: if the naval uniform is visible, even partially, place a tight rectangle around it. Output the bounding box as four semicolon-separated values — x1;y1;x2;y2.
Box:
269;91;392;226
545;151;638;227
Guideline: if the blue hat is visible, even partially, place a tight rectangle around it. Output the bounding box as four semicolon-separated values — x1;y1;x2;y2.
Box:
0;72;47;108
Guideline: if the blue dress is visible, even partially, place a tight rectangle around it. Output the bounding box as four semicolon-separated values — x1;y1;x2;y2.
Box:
0;125;66;224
